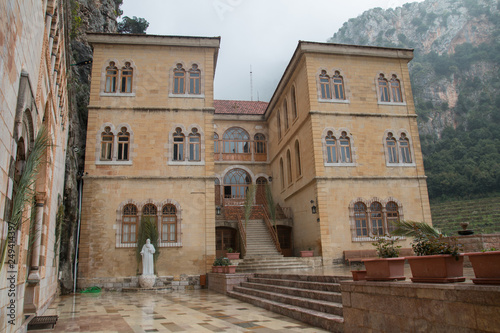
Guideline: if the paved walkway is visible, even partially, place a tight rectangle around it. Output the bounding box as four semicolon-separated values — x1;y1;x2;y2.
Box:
34;289;329;332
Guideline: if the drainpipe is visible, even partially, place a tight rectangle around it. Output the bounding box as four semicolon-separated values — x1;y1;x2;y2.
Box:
73;174;83;293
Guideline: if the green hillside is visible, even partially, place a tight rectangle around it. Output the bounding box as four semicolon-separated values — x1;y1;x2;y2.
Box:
430;196;500;236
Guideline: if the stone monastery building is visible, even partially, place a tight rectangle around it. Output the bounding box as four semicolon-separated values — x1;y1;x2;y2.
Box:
78;33;432;288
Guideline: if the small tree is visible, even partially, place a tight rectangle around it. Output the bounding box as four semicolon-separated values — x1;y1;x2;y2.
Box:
136;216;159;273
265;184;277;233
117;16;149;34
243;185;256;229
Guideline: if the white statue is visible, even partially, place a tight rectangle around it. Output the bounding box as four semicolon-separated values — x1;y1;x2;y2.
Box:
140;239;155;276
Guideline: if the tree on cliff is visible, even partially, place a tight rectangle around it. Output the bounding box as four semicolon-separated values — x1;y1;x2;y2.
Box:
118;16;149;34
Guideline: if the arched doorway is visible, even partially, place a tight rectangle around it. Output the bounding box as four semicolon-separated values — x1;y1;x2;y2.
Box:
256;177;268;205
223;168;251;205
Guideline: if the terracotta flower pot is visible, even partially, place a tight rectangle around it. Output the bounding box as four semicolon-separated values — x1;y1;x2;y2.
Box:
407;254;465;283
226;265;237;274
362;258;406;281
216;266;224;273
300;250;314;257
351;270;367;281
226;252;240;260
212;266;217;273
466;251;500;285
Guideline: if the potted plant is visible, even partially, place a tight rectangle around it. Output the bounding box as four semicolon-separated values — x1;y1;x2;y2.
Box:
225;248;240;260
221;258;237;274
406;230;464;283
350;263;367;281
466;247;500;285
212;257;224;273
362;237;405;281
300;247;314;257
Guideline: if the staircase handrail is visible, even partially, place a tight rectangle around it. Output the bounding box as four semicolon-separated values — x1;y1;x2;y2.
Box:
261;206;282;254
237;213;247;254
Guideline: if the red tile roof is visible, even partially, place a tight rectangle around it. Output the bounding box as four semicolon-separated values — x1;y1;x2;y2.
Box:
214;100;268;115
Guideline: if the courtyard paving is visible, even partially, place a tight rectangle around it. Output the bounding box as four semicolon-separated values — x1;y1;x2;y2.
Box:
33;265;476;332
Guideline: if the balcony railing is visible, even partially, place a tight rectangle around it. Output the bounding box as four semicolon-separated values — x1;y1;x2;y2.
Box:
214;140;267;162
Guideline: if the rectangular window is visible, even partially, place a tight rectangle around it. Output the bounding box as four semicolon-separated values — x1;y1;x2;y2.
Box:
333;78;344;99
117;137;129;161
122;217;137;243
391;81;402;102
174;72;185;94
121;69;133;93
189;136;200;161
162;217;176;242
326;140;336;163
320;77;331;99
400;141;411;163
173;137;184;161
101;137;113;160
387;140;397;163
371;215;384;236
355;217;368;236
189;72;200;94
379;81;390;102
339;139;351;163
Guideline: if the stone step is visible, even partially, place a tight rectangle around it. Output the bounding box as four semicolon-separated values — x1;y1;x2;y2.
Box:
227;290;344;332
242;257;302;262
242;255;284;260
236;265;311;272
232;286;343;316
256;274;349;284
248;277;341;292
237;262;309;269
241;282;342;303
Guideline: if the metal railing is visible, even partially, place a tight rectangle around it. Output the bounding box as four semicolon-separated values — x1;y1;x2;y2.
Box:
237;213;247;255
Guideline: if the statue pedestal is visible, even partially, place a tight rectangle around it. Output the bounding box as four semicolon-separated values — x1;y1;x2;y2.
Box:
139;275;156;288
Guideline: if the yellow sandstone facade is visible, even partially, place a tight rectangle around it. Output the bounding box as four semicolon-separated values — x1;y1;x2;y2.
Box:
78;34;431;288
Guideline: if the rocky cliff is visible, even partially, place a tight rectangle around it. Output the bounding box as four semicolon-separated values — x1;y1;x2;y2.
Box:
60;0;120;294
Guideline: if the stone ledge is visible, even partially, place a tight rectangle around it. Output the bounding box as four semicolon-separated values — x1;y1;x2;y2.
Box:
208;273;254;295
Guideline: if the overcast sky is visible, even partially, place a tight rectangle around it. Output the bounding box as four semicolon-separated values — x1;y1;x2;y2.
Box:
122;0;425;102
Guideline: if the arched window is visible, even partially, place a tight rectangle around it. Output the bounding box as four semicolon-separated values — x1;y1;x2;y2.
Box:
223;127;250;154
122;204;138;243
378;74;390;102
214;132;219;153
386;202;399;233
295;140;302;178
161;204;177;242
105;62;118;93
386;132;398;163
354;202;368;237
283;100;289;131
254;133;266;155
100;126;113;161
117;127;130;161
399;133;411;163
319;70;331;99
291;86;298;120
370;202;384;236
188;128;201;161
339;131;351;163
142;204;157;226
325;131;337;163
173;64;185;94
390;74;402;102
223;169;251;199
280;158;285;190
120;62;133;93
286;150;292;185
173;128;185;161
277;110;282;139
188;64;201;94
332;71;345;100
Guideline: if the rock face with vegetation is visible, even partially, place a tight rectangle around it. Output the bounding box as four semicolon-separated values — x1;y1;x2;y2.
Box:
60;0;121;294
329;0;500;200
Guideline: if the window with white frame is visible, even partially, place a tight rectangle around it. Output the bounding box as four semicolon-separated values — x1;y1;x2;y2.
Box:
350;199;404;241
169;126;204;165
97;124;133;165
377;73;404;103
384;131;414;166
323;129;354;166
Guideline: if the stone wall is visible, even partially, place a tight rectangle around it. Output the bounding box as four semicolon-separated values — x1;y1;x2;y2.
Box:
78;274;202;291
207;273;253;295
341;281;500;332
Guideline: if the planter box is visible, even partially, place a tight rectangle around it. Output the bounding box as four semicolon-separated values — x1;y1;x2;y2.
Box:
362;258;406;281
407;254;465;283
300;250;314;257
351;270;367;281
466;251;500;285
215;266;224;273
226;253;240;260
225;265;237;274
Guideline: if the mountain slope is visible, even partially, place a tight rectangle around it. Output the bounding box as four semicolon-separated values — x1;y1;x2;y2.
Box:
329;0;500;200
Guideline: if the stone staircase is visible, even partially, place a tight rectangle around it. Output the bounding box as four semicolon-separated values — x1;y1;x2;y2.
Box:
236;220;310;272
227;273;345;332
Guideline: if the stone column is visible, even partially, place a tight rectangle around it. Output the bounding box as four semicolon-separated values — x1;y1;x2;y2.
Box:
27;195;45;282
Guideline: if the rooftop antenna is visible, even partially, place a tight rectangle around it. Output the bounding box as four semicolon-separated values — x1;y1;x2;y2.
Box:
250;65;253;101
257;91;260;102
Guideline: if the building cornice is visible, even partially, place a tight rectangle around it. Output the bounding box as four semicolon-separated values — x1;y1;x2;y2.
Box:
87;106;215;113
309;110;418;118
87;33;221;48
